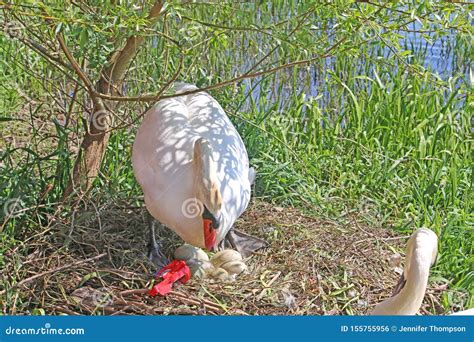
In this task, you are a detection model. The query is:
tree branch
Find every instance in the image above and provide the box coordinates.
[85,35,349,103]
[98,1,163,93]
[62,1,164,199]
[56,33,95,94]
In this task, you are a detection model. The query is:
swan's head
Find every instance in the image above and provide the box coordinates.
[193,138,223,250]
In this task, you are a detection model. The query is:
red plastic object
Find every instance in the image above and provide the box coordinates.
[148,260,191,297]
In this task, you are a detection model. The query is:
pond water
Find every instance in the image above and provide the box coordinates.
[240,20,471,112]
[402,21,470,78]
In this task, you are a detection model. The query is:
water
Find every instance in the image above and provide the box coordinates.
[403,21,468,78]
[238,18,470,113]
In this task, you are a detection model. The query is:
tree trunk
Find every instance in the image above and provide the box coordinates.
[62,1,163,200]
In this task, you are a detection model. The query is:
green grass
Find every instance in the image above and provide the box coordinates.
[1,1,472,312]
[233,68,473,308]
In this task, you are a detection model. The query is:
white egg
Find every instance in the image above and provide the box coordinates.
[187,259,213,279]
[210,249,242,268]
[174,244,209,262]
[220,260,247,275]
[209,267,229,281]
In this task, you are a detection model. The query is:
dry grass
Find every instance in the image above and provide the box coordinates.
[0,200,450,315]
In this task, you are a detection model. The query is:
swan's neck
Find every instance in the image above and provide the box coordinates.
[193,138,222,214]
[371,247,432,315]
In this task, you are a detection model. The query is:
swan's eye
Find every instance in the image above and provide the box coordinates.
[202,206,220,230]
[392,273,406,296]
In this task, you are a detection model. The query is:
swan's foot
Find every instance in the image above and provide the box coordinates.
[147,241,169,269]
[223,228,267,258]
[146,211,169,269]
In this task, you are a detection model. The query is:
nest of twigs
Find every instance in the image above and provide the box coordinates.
[1,200,452,315]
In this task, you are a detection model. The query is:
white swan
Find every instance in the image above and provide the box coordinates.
[132,83,265,265]
[450,308,474,315]
[371,228,438,315]
[371,228,472,316]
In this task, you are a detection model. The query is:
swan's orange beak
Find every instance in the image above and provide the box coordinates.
[203,218,216,250]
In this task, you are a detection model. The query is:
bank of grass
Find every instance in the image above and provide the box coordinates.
[231,67,472,306]
[1,2,472,313]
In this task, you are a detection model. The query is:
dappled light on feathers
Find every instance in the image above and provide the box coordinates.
[132,83,252,248]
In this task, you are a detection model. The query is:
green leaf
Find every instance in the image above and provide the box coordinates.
[79,29,89,48]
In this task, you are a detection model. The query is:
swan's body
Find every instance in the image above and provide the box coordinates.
[371,228,438,315]
[450,308,474,315]
[132,83,252,249]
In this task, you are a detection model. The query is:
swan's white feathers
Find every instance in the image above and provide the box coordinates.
[132,83,251,247]
[371,228,438,315]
